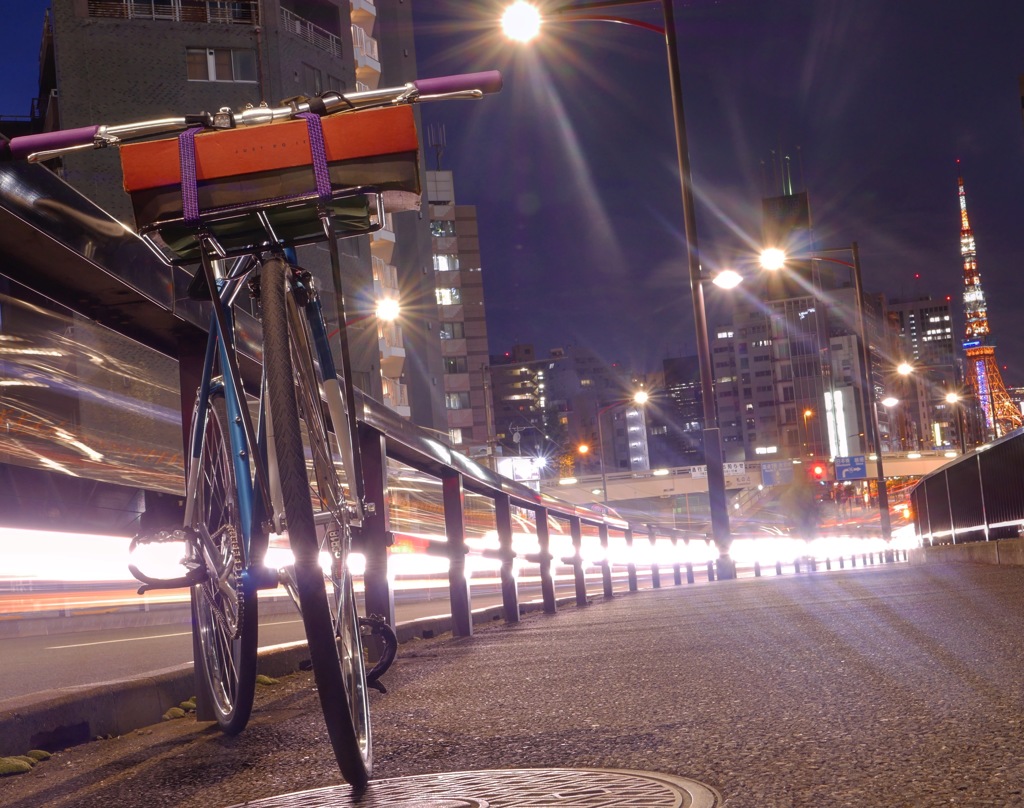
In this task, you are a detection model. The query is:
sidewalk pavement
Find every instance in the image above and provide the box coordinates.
[2,562,1024,807]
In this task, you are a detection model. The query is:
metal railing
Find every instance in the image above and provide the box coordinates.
[87,0,259,24]
[280,7,342,58]
[911,427,1024,544]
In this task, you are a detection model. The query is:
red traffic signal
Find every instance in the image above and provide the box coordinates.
[810,462,828,481]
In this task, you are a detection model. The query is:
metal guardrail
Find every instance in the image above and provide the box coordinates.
[910,428,1024,543]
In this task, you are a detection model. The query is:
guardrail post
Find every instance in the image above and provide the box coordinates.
[671,533,682,586]
[754,561,761,577]
[648,524,661,589]
[494,493,519,623]
[536,507,557,613]
[569,516,588,607]
[442,469,472,637]
[625,526,638,592]
[775,560,782,575]
[357,426,395,629]
[599,523,613,598]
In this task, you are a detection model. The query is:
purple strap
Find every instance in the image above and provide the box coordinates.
[178,126,204,224]
[297,112,332,202]
[178,114,332,225]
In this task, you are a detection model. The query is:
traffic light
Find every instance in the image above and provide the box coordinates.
[810,462,828,482]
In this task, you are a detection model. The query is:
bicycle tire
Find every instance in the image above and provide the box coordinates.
[190,392,258,735]
[261,256,372,788]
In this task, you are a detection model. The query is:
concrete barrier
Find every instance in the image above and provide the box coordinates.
[909,537,1024,567]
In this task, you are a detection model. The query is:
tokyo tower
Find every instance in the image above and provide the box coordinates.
[957,162,1022,438]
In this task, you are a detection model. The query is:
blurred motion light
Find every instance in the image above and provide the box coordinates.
[881,396,899,408]
[501,1,541,42]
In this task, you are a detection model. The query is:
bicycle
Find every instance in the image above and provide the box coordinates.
[2,69,501,788]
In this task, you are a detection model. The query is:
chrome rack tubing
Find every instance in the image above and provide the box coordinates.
[321,208,367,523]
[198,248,272,512]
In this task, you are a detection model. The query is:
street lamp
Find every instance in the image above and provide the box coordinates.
[759,243,892,542]
[500,0,734,577]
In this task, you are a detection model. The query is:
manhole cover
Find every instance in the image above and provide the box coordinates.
[227,767,720,807]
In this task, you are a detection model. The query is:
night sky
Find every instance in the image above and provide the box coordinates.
[4,2,1024,382]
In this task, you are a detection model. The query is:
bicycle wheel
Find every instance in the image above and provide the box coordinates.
[189,392,258,735]
[261,256,372,787]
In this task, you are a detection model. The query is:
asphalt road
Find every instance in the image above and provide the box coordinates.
[3,561,1023,808]
[1,576,628,701]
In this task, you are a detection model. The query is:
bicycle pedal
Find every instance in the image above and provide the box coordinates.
[128,526,207,593]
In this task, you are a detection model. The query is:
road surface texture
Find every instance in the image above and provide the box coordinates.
[2,562,1023,807]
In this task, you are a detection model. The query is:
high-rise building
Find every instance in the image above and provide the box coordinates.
[715,188,894,466]
[647,356,704,469]
[426,169,495,454]
[888,296,961,450]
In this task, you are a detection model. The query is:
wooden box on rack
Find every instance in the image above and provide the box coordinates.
[119,104,421,229]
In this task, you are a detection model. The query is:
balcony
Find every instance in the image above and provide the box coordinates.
[378,322,405,380]
[281,7,342,58]
[381,377,410,418]
[352,24,380,77]
[88,0,259,24]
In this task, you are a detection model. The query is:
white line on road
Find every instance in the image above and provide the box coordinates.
[46,618,304,650]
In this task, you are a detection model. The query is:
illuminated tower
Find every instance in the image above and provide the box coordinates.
[957,163,1023,439]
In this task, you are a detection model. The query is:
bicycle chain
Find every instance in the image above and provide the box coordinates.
[197,523,245,641]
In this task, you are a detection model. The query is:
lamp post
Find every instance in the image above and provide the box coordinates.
[502,0,734,577]
[760,242,892,542]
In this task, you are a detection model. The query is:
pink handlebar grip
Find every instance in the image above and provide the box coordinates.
[413,70,503,96]
[7,125,100,160]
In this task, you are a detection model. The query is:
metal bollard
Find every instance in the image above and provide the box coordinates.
[825,558,831,570]
[775,560,783,575]
[685,562,694,584]
[754,561,762,577]
[839,556,844,569]
[794,557,801,574]
[706,561,715,582]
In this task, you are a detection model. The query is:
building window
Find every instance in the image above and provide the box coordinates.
[439,322,465,340]
[301,63,323,96]
[446,392,471,409]
[434,254,459,273]
[444,356,468,374]
[186,47,257,82]
[431,220,456,237]
[449,428,463,445]
[435,288,462,305]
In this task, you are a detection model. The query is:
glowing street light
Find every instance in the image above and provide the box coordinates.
[501,1,542,42]
[711,268,743,290]
[501,0,734,575]
[375,297,400,321]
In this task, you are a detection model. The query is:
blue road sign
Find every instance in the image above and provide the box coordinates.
[834,455,868,480]
[760,461,794,487]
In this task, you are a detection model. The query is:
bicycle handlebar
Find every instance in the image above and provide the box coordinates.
[1,70,502,163]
